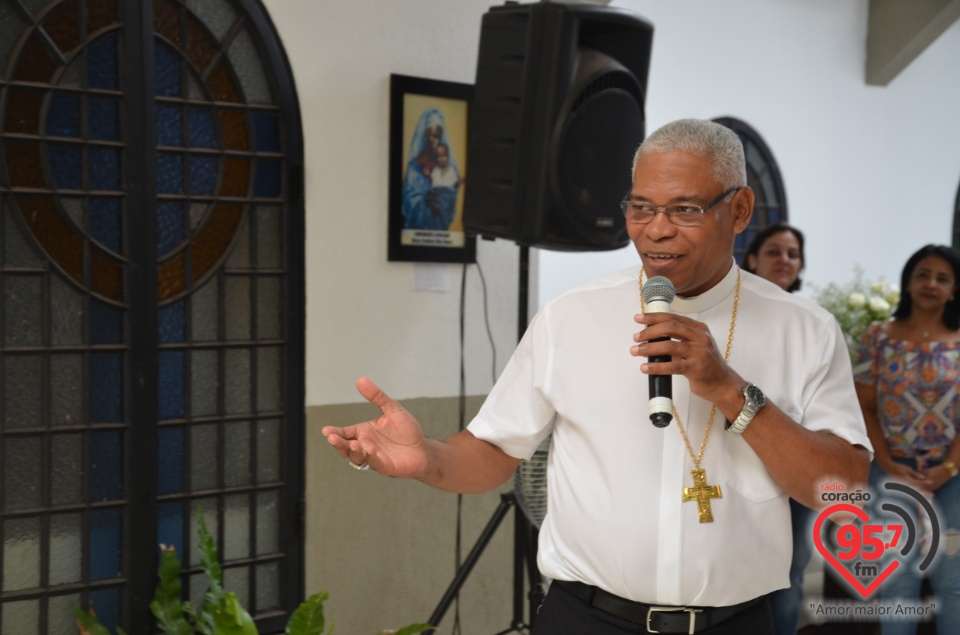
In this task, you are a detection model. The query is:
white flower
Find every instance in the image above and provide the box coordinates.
[813,266,898,360]
[848,292,867,309]
[886,285,901,306]
[869,297,890,313]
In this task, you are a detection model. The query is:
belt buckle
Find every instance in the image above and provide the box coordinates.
[646,606,703,635]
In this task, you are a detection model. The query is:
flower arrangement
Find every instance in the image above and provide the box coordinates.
[812,265,900,359]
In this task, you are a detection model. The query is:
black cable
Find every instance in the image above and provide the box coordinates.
[474,259,498,385]
[459,259,468,431]
[452,259,469,635]
[450,253,499,634]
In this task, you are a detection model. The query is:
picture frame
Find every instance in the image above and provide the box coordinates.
[388,74,476,263]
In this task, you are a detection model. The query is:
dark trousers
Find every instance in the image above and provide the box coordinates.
[534,581,775,635]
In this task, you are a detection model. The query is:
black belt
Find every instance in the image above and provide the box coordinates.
[553,580,762,634]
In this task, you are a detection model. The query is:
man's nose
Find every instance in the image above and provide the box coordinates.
[644,209,678,238]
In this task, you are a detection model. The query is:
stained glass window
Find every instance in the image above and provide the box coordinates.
[0,0,303,633]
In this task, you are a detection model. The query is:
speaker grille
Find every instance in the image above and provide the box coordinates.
[514,436,550,528]
[553,56,643,248]
[571,69,644,114]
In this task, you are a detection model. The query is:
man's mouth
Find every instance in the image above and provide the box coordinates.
[645,253,680,264]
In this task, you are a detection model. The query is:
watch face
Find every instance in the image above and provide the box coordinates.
[746,384,765,408]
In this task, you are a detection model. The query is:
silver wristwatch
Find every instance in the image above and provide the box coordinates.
[728,383,766,436]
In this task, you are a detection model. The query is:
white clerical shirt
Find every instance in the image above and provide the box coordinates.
[468,263,872,607]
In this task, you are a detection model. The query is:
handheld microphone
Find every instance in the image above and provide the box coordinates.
[641,276,676,428]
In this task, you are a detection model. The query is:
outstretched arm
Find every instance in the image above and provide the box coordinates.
[321,377,521,494]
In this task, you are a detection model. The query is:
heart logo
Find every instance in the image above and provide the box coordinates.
[812,503,900,599]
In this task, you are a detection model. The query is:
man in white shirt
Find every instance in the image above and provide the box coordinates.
[323,118,871,634]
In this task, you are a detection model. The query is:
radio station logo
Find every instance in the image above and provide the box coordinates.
[814,480,940,600]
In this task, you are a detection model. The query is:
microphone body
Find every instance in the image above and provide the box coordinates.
[641,277,676,428]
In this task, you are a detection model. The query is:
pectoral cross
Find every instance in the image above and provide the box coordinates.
[682,468,722,523]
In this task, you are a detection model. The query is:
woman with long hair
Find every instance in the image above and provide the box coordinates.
[742,223,805,293]
[854,244,960,635]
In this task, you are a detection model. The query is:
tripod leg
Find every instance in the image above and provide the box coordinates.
[424,493,515,634]
[511,500,526,627]
[505,498,543,634]
[525,520,544,628]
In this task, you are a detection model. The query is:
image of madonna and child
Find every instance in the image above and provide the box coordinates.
[401,108,464,231]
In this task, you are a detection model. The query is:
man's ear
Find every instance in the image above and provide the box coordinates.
[731,186,755,233]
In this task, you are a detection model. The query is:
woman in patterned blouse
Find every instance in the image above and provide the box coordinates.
[854,244,960,635]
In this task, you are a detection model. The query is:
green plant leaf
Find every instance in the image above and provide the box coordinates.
[383,624,434,635]
[193,505,232,631]
[196,508,224,594]
[208,592,259,635]
[194,611,217,635]
[148,545,194,635]
[284,592,327,635]
[71,605,113,635]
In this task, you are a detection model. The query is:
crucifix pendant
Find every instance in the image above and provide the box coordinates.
[682,468,722,523]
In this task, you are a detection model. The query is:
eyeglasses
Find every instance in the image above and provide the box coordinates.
[620,186,742,227]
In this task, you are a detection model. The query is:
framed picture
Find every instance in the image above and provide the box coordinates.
[388,74,476,263]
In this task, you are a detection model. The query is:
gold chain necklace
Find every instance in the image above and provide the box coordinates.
[639,267,741,522]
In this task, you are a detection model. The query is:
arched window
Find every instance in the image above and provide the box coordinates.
[953,183,960,249]
[713,117,788,263]
[0,0,304,632]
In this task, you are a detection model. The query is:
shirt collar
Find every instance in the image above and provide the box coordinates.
[671,261,739,315]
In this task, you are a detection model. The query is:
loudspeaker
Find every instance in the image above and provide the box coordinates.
[464,1,653,251]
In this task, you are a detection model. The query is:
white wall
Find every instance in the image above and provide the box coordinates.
[538,0,960,306]
[261,4,535,631]
[263,0,524,407]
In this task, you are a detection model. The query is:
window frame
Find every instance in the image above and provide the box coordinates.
[0,0,305,632]
[713,116,788,264]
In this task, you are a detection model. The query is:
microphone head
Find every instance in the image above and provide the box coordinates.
[641,276,676,305]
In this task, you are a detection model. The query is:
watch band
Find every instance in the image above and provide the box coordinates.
[729,383,764,437]
[728,408,753,437]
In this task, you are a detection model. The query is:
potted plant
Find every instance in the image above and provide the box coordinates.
[74,509,432,635]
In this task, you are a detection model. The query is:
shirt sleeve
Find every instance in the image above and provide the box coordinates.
[467,309,557,460]
[798,314,874,456]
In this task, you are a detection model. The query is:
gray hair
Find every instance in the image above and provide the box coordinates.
[632,119,747,189]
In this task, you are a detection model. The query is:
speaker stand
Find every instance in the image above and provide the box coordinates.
[423,492,543,634]
[423,247,545,634]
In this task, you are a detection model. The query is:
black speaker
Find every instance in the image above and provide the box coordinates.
[464,1,653,251]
